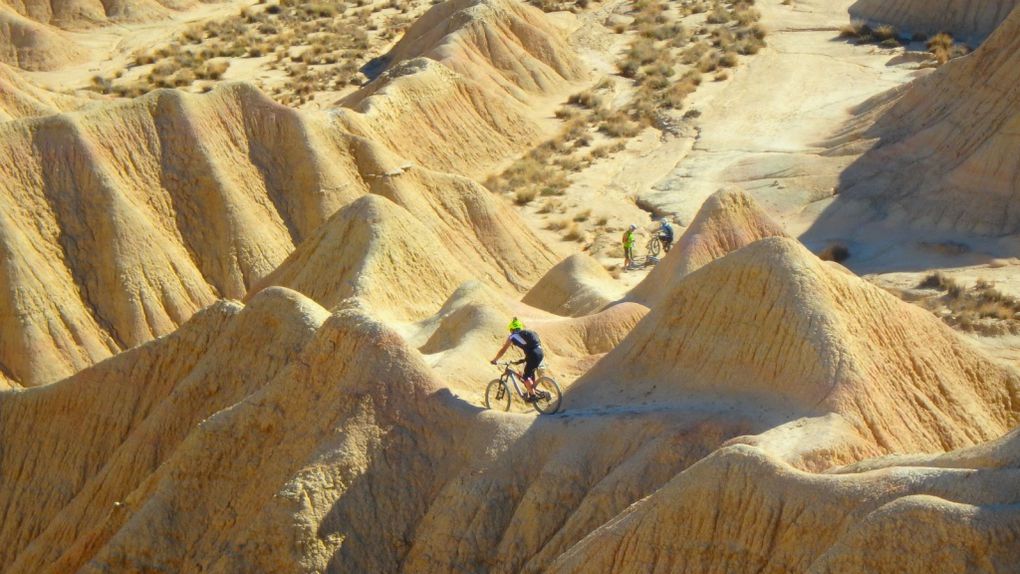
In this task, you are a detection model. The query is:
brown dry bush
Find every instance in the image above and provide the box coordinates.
[563,223,585,241]
[818,242,849,263]
[515,187,538,205]
[599,111,641,138]
[706,3,730,24]
[568,90,604,109]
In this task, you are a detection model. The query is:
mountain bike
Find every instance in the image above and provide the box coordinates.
[648,234,674,257]
[646,235,663,258]
[485,360,562,414]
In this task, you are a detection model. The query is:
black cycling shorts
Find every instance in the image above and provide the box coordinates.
[523,347,544,382]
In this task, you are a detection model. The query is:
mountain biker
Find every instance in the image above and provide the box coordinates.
[658,217,674,253]
[490,317,544,402]
[622,224,638,270]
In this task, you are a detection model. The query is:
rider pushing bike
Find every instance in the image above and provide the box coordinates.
[490,317,544,402]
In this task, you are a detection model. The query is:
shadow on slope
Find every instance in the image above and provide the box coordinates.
[805,6,1020,265]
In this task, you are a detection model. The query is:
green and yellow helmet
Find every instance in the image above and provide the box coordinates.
[507,317,524,332]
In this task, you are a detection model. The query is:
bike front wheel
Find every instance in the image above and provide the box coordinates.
[531,377,563,414]
[647,238,661,258]
[485,379,511,411]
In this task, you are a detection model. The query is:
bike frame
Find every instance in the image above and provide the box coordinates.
[501,365,528,398]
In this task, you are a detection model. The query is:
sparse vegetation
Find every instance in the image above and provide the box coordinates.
[909,274,1020,335]
[837,21,968,66]
[88,0,432,102]
[488,0,768,243]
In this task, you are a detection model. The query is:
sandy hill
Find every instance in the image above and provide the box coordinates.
[247,193,554,323]
[522,253,626,317]
[421,280,647,389]
[379,0,586,102]
[0,61,60,119]
[0,82,554,387]
[574,237,1020,453]
[0,288,670,573]
[819,5,1020,237]
[548,433,1020,573]
[0,0,582,387]
[0,4,84,70]
[629,188,787,306]
[339,0,585,177]
[2,277,1014,573]
[849,0,1020,42]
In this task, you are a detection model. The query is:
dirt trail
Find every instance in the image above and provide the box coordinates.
[638,0,923,232]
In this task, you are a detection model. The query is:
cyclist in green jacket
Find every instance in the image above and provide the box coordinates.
[622,224,638,270]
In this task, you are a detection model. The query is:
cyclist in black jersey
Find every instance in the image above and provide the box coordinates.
[490,317,544,402]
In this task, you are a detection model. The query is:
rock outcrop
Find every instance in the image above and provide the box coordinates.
[0,62,67,120]
[824,5,1020,237]
[849,0,1020,43]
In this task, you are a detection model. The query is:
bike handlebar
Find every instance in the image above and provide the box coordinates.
[493,359,525,369]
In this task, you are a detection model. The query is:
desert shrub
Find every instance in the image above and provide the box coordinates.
[563,223,585,241]
[698,53,720,72]
[573,209,591,222]
[537,199,561,214]
[568,90,604,109]
[734,7,759,25]
[927,32,953,52]
[718,51,739,67]
[546,219,569,231]
[818,242,849,263]
[681,42,710,64]
[706,3,730,23]
[172,69,196,87]
[515,187,538,205]
[873,24,898,41]
[599,111,641,138]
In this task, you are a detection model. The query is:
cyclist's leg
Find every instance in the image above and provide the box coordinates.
[522,349,543,396]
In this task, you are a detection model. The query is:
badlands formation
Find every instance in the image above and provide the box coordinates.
[1,0,1019,572]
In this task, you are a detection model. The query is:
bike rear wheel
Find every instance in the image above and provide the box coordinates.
[485,379,511,411]
[531,377,562,414]
[647,237,661,258]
